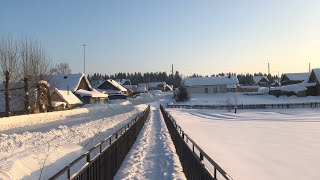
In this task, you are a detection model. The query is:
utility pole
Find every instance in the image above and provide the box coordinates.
[82,44,86,74]
[309,62,311,72]
[268,62,271,90]
[171,64,174,77]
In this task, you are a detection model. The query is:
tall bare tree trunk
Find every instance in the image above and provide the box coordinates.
[37,83,43,113]
[23,77,30,114]
[5,70,10,116]
[46,88,52,112]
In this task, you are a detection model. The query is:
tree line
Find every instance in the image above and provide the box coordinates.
[89,71,183,88]
[90,71,280,88]
[189,72,280,85]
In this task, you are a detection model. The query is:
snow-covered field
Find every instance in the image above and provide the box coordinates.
[115,102,185,180]
[0,92,167,180]
[171,93,320,105]
[167,107,320,180]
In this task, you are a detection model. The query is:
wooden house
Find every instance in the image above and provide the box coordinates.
[306,69,320,96]
[280,72,310,86]
[48,73,107,104]
[253,76,269,87]
[96,79,128,94]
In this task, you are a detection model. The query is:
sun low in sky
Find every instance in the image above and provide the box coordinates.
[1,0,319,76]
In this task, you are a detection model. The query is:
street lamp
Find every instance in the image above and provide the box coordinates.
[82,44,86,74]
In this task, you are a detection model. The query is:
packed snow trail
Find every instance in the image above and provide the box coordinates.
[115,102,186,180]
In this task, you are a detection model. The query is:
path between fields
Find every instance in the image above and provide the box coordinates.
[114,102,186,180]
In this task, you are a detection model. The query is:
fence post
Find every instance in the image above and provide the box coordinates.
[87,153,90,162]
[67,167,71,180]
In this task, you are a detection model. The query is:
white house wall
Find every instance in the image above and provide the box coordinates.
[186,85,227,94]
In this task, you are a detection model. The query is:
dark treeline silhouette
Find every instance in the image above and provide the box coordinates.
[89,71,280,88]
[88,71,183,88]
[189,72,280,85]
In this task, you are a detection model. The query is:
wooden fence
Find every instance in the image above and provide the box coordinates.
[160,105,233,180]
[168,102,320,110]
[50,105,150,180]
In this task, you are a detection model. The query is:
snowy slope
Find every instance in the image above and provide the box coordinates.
[115,102,185,180]
[167,108,320,180]
[0,92,169,180]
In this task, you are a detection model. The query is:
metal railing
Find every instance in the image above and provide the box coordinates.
[168,102,320,110]
[160,105,233,180]
[50,105,150,180]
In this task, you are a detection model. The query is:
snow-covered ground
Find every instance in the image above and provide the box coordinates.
[167,108,320,180]
[115,102,185,180]
[171,93,320,105]
[0,92,167,180]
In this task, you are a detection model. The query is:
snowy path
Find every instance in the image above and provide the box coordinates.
[115,102,186,180]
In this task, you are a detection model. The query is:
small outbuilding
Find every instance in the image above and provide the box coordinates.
[51,88,83,110]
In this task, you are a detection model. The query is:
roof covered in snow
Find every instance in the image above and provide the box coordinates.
[75,89,108,98]
[54,88,83,105]
[253,76,269,84]
[271,82,308,93]
[47,73,92,92]
[282,72,310,81]
[312,68,320,82]
[106,79,127,91]
[184,76,239,87]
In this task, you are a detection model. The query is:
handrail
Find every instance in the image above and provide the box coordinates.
[161,104,233,180]
[168,102,320,110]
[50,105,150,180]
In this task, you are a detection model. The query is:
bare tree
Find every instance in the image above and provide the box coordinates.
[50,62,71,75]
[0,36,19,116]
[19,37,52,113]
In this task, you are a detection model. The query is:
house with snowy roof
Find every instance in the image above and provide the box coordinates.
[253,76,269,87]
[280,72,310,86]
[183,75,239,94]
[95,79,131,99]
[306,69,320,96]
[270,70,318,97]
[138,82,172,92]
[51,88,83,110]
[47,73,107,104]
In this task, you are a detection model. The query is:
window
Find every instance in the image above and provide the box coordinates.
[205,88,208,93]
[213,87,217,93]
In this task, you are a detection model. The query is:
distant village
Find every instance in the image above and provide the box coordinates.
[183,68,320,97]
[1,68,319,117]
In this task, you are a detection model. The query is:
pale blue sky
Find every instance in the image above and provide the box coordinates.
[1,0,320,76]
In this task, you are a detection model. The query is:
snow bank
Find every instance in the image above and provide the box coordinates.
[0,106,146,180]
